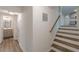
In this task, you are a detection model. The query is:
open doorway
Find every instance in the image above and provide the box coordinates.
[3,15,14,39]
[0,10,22,52]
[1,12,18,40]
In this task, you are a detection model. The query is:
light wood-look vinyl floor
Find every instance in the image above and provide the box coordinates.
[0,38,23,52]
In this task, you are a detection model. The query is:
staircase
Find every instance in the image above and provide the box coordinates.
[50,26,79,52]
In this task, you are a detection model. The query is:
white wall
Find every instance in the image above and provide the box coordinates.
[12,15,19,40]
[18,6,60,52]
[0,6,60,52]
[0,14,3,43]
[64,15,70,25]
[60,12,65,26]
[18,6,33,52]
[33,6,59,52]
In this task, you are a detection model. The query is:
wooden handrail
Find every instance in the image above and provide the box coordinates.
[50,15,60,32]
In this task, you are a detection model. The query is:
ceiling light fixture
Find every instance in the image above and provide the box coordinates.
[74,9,77,12]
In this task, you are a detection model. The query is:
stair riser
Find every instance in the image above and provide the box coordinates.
[56,35,79,42]
[59,28,79,31]
[55,39,79,49]
[55,37,79,46]
[52,44,73,52]
[53,41,79,52]
[57,31,79,36]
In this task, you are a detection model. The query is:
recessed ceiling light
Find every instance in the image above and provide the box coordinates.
[8,11,17,15]
[74,9,77,12]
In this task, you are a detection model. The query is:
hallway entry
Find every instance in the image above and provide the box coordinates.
[0,10,22,52]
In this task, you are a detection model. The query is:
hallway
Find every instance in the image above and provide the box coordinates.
[0,38,22,52]
[0,6,79,52]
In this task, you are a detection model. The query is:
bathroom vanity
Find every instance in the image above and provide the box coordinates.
[3,28,13,39]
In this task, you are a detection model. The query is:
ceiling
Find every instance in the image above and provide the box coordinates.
[62,6,78,16]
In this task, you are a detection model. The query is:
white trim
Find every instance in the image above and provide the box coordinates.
[56,33,79,39]
[60,27,79,30]
[56,37,79,46]
[54,41,79,52]
[58,30,79,35]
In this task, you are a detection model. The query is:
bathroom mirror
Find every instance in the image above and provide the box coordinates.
[3,16,12,28]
